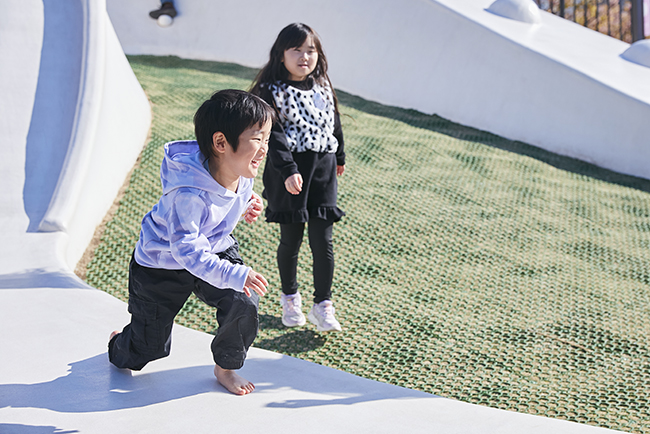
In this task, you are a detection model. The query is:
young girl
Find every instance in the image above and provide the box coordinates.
[250,23,345,332]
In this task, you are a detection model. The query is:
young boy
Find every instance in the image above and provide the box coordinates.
[108,89,275,395]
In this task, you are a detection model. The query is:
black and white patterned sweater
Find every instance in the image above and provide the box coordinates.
[257,77,345,181]
[270,80,338,153]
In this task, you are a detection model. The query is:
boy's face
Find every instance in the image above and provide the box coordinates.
[222,119,271,179]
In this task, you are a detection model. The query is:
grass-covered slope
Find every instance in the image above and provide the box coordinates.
[85,55,650,433]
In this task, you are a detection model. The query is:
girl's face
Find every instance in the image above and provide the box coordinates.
[282,36,318,81]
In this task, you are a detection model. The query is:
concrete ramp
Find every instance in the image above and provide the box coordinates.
[0,287,625,434]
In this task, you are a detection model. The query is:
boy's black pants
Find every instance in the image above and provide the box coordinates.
[108,244,259,371]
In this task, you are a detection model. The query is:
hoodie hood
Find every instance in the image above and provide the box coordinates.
[161,140,223,196]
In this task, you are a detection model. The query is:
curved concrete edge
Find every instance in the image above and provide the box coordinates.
[107,0,650,181]
[486,0,542,24]
[63,15,152,269]
[38,0,106,233]
[37,0,151,270]
[622,39,650,68]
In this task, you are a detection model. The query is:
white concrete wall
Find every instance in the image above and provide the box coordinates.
[39,0,151,270]
[0,0,74,282]
[62,14,152,268]
[108,0,650,180]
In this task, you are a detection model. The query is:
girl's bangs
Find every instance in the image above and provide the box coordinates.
[278,25,315,50]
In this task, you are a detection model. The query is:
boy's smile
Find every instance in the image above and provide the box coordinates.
[211,119,272,191]
[282,36,318,81]
[238,119,271,178]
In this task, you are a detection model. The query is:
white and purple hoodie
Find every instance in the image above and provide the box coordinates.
[134,140,253,292]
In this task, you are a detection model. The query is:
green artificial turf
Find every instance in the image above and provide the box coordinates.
[85,55,650,433]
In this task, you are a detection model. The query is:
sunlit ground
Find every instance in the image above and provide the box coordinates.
[83,55,650,434]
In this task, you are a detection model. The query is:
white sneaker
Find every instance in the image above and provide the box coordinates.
[308,300,342,332]
[281,293,306,327]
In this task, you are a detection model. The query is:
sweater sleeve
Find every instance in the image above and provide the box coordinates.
[168,191,250,292]
[334,111,345,166]
[258,85,300,181]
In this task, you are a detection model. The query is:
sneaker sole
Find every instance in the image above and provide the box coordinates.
[282,315,306,327]
[307,311,341,332]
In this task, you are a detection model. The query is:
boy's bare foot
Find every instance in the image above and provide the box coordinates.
[214,365,255,395]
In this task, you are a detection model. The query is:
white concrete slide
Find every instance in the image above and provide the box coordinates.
[0,0,151,284]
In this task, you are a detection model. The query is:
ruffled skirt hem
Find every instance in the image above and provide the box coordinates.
[265,206,345,224]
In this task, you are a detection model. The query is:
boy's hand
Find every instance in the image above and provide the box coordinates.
[243,270,268,297]
[243,193,263,223]
[284,173,303,195]
[337,165,345,176]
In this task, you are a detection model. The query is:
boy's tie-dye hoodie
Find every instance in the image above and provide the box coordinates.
[134,140,252,292]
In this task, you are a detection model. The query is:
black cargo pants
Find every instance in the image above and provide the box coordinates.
[108,243,259,371]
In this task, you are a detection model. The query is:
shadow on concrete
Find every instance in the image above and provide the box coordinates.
[22,0,83,232]
[0,424,78,434]
[0,269,90,290]
[0,354,216,413]
[0,351,435,414]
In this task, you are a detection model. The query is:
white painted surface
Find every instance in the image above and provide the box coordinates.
[37,0,107,234]
[0,0,151,278]
[0,0,80,284]
[623,39,650,68]
[61,13,152,268]
[486,0,542,24]
[108,0,650,180]
[0,288,626,434]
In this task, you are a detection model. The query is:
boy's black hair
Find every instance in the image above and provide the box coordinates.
[194,89,275,158]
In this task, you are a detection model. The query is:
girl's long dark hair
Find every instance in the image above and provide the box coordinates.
[250,23,339,113]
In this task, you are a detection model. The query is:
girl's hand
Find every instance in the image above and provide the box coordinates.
[284,173,303,195]
[243,269,268,297]
[243,192,263,223]
[337,165,345,176]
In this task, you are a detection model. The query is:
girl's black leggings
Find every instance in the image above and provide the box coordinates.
[278,218,334,304]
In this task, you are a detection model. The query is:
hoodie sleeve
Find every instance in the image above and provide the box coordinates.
[167,191,251,292]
